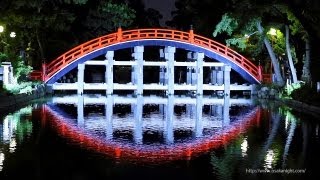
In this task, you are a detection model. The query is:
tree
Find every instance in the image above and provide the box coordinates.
[124,0,163,28]
[213,1,313,85]
[285,7,311,83]
[213,12,285,85]
[167,0,229,37]
[0,0,84,67]
[0,0,137,68]
[82,0,135,38]
[283,0,320,83]
[285,25,298,83]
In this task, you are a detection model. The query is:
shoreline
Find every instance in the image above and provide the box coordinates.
[276,98,320,117]
[0,84,46,112]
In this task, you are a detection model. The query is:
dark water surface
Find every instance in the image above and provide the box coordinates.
[0,95,319,180]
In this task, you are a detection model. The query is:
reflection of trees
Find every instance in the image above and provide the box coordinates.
[252,105,281,169]
[280,107,298,168]
[0,106,33,172]
[1,106,33,149]
[210,137,243,180]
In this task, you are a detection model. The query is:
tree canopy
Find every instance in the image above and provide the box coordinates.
[0,0,162,68]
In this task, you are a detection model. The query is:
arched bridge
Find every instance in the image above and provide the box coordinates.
[31,28,262,85]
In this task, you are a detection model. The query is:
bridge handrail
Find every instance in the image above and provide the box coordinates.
[43,28,261,82]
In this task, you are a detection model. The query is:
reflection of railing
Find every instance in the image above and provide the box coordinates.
[30,28,261,83]
[43,102,262,163]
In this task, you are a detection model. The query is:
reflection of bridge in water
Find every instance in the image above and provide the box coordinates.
[44,95,261,163]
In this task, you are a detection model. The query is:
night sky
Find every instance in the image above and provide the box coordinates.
[143,0,176,25]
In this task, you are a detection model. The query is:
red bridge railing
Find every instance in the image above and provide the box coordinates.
[31,28,262,83]
[28,70,42,81]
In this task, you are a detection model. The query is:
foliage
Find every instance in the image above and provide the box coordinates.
[0,0,81,62]
[0,81,4,94]
[84,0,136,36]
[167,0,230,36]
[280,82,303,98]
[275,4,309,40]
[257,83,282,92]
[7,56,33,83]
[212,13,266,60]
[0,0,143,68]
[4,81,40,95]
[14,60,33,82]
[267,29,285,56]
[0,52,9,63]
[213,14,238,37]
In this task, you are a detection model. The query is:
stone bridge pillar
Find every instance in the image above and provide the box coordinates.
[159,49,166,85]
[77,63,85,95]
[186,52,193,85]
[133,46,144,95]
[165,46,176,95]
[217,68,224,86]
[224,65,231,97]
[211,67,217,85]
[195,52,204,95]
[106,51,114,95]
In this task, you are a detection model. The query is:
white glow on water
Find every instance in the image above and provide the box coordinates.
[241,137,248,157]
[9,139,17,153]
[264,149,275,169]
[0,152,4,172]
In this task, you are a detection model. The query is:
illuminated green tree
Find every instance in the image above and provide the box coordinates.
[213,14,284,85]
[213,1,310,85]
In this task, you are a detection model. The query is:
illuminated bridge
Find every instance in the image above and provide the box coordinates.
[30,28,264,95]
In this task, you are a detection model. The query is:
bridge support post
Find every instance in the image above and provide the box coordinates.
[133,46,144,95]
[159,49,165,85]
[224,65,231,97]
[165,46,176,95]
[77,63,85,95]
[106,51,114,95]
[186,52,193,85]
[211,67,217,84]
[217,68,224,86]
[195,52,204,95]
[131,66,135,87]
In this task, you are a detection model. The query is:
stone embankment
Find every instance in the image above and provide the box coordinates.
[0,84,46,110]
[256,85,320,116]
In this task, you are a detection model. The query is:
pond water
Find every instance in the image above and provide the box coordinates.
[0,95,319,180]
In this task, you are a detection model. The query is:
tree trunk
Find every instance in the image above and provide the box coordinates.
[36,29,45,61]
[257,21,284,86]
[302,38,311,83]
[285,25,298,83]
